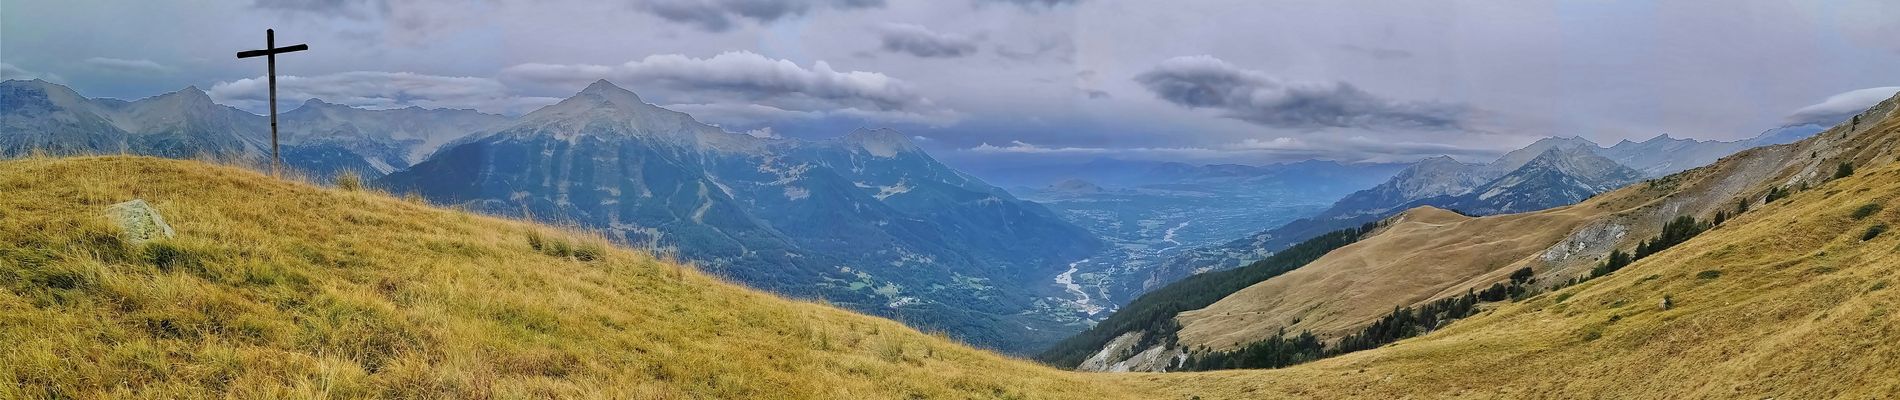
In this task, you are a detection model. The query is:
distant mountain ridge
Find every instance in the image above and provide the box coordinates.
[1,80,265,160]
[1422,146,1644,216]
[0,79,506,180]
[1146,129,1818,287]
[278,98,507,175]
[970,157,1406,190]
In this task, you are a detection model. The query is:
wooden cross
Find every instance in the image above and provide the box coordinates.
[235,29,308,177]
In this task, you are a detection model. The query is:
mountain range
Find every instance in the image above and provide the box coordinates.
[1,80,265,161]
[0,77,1833,356]
[0,79,510,181]
[7,89,1900,398]
[379,81,1103,352]
[1044,90,1898,374]
[1145,129,1825,287]
[0,78,1101,353]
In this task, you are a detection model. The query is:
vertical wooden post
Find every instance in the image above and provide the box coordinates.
[237,30,305,178]
[267,29,280,177]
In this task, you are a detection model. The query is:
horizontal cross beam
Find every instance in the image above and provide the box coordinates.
[236,44,308,59]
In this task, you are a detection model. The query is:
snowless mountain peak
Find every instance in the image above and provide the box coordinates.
[518,80,689,126]
[294,97,347,112]
[1417,154,1462,165]
[840,127,918,157]
[577,79,645,105]
[1531,135,1600,148]
[1528,145,1598,165]
[157,85,214,105]
[3,79,66,92]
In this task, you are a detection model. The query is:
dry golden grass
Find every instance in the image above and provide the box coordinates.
[1176,205,1599,349]
[0,156,1144,399]
[1126,158,1900,399]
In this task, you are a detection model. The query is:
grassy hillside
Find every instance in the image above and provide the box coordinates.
[1124,154,1900,398]
[1176,205,1598,350]
[0,156,1138,399]
[1130,94,1900,360]
[8,102,1900,398]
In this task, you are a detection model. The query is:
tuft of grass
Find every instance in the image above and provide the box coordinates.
[1695,270,1722,280]
[333,170,363,191]
[525,230,604,261]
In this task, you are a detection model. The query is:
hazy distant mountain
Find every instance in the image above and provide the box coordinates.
[1144,131,1805,287]
[278,99,507,177]
[0,79,498,180]
[1746,123,1829,147]
[379,80,1101,353]
[970,157,1404,192]
[1,80,266,160]
[1425,146,1644,215]
[1596,134,1739,177]
[1,80,136,156]
[1037,179,1107,197]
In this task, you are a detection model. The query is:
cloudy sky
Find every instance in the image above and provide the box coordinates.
[4,0,1898,168]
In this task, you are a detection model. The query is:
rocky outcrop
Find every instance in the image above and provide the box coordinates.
[1077,331,1184,372]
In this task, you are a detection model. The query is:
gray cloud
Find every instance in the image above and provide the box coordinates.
[977,0,1082,8]
[250,0,385,19]
[1337,44,1414,60]
[207,71,556,115]
[667,102,955,126]
[877,24,979,58]
[83,58,173,75]
[196,49,956,126]
[994,36,1074,63]
[1136,55,1469,131]
[963,134,1505,164]
[1784,86,1900,126]
[13,0,1900,167]
[640,0,885,32]
[500,51,942,115]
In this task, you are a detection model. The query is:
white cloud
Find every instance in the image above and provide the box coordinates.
[664,102,824,124]
[199,52,954,127]
[207,71,555,115]
[0,63,65,84]
[501,51,954,125]
[876,23,980,58]
[1785,86,1900,125]
[968,140,1113,154]
[964,135,1508,164]
[742,126,781,138]
[964,141,1226,159]
[638,0,885,32]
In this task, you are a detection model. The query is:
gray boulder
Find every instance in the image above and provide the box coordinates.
[106,199,174,243]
